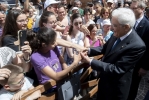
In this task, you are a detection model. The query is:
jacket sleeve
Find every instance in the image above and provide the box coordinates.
[91,46,145,77]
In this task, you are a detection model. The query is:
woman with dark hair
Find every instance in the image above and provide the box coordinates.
[2,9,28,52]
[28,27,81,88]
[39,11,89,56]
[82,7,95,27]
[84,24,103,47]
[96,7,110,29]
[64,13,86,66]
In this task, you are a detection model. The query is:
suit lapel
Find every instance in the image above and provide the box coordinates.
[104,30,134,59]
[135,17,145,32]
[105,36,117,55]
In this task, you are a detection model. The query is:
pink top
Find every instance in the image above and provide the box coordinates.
[87,36,101,47]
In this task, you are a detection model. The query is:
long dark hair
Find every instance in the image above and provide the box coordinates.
[39,11,55,27]
[27,27,57,52]
[69,13,82,35]
[3,9,23,37]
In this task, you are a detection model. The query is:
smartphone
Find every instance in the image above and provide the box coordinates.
[96,29,102,35]
[18,30,27,48]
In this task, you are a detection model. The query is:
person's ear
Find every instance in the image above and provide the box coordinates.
[3,84,10,90]
[43,23,47,27]
[42,43,47,48]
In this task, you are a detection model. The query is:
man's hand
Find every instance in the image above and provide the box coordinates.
[138,68,148,77]
[80,51,91,63]
[0,69,11,80]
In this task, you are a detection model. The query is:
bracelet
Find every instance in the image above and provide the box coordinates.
[23,56,30,63]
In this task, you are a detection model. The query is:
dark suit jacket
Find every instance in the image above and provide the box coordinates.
[89,29,146,100]
[135,16,149,70]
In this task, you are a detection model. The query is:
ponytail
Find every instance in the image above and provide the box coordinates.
[27,30,41,52]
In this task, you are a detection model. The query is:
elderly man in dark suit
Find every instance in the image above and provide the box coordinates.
[80,8,146,100]
[127,0,149,100]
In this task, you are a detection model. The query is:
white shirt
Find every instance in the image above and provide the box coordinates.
[0,77,33,100]
[0,47,16,68]
[135,15,144,29]
[120,29,132,41]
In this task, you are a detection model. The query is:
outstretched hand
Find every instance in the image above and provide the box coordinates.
[80,25,90,35]
[80,51,91,63]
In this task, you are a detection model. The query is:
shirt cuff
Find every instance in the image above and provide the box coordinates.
[89,58,93,65]
[88,48,90,55]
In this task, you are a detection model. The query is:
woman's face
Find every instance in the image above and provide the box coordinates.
[103,25,111,32]
[16,14,27,30]
[84,12,91,20]
[72,17,82,30]
[102,10,109,19]
[58,7,66,19]
[44,15,57,29]
[90,26,97,36]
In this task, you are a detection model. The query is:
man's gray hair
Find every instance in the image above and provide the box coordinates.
[112,8,136,28]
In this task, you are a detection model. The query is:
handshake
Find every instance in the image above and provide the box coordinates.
[73,48,91,64]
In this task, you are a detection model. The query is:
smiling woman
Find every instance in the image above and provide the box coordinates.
[1,9,28,51]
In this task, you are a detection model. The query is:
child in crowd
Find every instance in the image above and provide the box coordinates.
[0,64,41,100]
[28,27,81,93]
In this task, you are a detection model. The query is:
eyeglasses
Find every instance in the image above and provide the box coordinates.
[16,19,28,23]
[47,21,57,25]
[11,77,25,86]
[74,22,82,26]
[104,12,109,14]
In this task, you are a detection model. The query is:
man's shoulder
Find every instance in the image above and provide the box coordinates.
[142,16,149,25]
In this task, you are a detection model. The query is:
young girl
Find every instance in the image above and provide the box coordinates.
[28,27,81,87]
[65,13,86,65]
[2,9,28,52]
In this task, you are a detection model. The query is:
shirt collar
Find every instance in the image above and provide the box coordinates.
[136,14,144,24]
[120,29,132,41]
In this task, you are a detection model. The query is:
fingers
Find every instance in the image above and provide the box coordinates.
[0,69,11,80]
[24,41,29,45]
[21,45,32,54]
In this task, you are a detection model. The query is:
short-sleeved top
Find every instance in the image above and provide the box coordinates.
[2,35,19,51]
[64,32,84,65]
[87,36,101,47]
[0,77,33,100]
[96,18,110,29]
[82,18,95,27]
[0,47,16,68]
[31,46,62,84]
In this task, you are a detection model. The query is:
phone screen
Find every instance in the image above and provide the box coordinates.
[19,30,27,48]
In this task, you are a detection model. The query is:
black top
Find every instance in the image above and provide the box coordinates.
[2,35,19,52]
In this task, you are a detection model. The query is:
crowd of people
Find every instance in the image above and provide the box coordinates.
[0,0,149,100]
